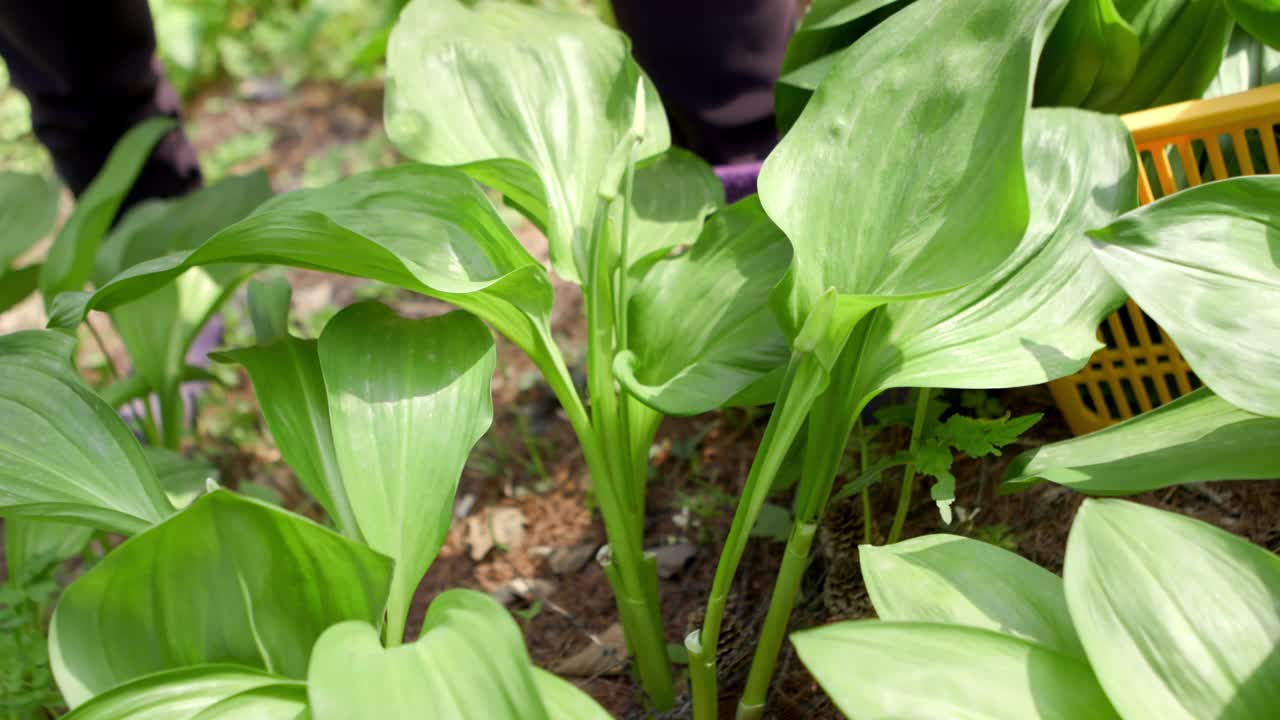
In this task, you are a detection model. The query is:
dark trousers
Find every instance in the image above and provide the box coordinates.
[0,0,792,208]
[615,0,796,164]
[0,1,201,208]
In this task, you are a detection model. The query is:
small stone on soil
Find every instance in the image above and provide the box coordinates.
[548,543,599,575]
[651,541,697,579]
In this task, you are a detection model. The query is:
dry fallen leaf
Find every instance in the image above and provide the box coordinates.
[465,506,527,561]
[553,623,629,677]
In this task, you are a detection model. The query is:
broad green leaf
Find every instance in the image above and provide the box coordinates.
[1088,176,1280,416]
[384,0,669,283]
[210,337,355,535]
[247,275,293,345]
[308,590,548,720]
[0,333,172,534]
[318,303,495,639]
[1100,0,1235,112]
[190,684,310,719]
[803,0,909,28]
[773,0,910,132]
[142,447,218,510]
[0,264,41,313]
[0,326,78,374]
[1035,0,1139,108]
[50,490,393,707]
[793,621,1121,720]
[4,517,93,586]
[615,196,791,415]
[1066,499,1280,720]
[48,165,555,363]
[94,172,272,283]
[98,173,272,441]
[836,109,1132,410]
[1204,26,1280,97]
[0,172,59,269]
[62,665,303,720]
[1227,0,1280,50]
[98,364,220,409]
[759,0,1066,357]
[40,117,174,301]
[1004,387,1280,494]
[863,534,1084,657]
[626,148,724,274]
[532,669,615,720]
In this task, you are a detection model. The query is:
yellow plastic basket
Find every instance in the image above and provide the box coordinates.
[1049,83,1280,436]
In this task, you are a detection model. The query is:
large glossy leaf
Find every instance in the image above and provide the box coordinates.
[246,274,293,345]
[615,196,791,415]
[307,590,549,720]
[759,0,1066,356]
[62,665,305,720]
[1227,0,1280,50]
[1004,387,1280,494]
[94,172,272,283]
[1066,499,1280,720]
[40,117,174,301]
[0,331,172,534]
[1035,0,1139,108]
[3,517,93,586]
[1100,0,1235,112]
[793,621,1121,720]
[1088,176,1280,416]
[0,326,79,374]
[189,684,310,719]
[318,303,495,639]
[532,669,615,720]
[0,171,59,269]
[50,490,393,707]
[835,108,1132,412]
[1204,26,1280,97]
[142,447,219,510]
[773,0,910,132]
[384,0,669,283]
[863,534,1084,657]
[626,148,723,274]
[211,337,355,535]
[96,173,272,441]
[0,264,41,313]
[48,165,554,361]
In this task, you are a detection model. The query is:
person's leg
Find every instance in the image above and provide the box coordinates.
[613,0,796,164]
[0,0,201,208]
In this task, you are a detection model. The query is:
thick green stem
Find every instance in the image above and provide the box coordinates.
[383,595,407,648]
[139,394,163,447]
[887,387,933,544]
[691,354,828,720]
[737,521,817,718]
[734,337,871,716]
[571,181,674,708]
[159,384,183,449]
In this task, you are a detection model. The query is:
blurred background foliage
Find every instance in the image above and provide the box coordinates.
[147,0,407,96]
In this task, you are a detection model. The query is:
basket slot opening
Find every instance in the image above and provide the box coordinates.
[1076,383,1097,414]
[1098,320,1118,349]
[1116,305,1142,347]
[1100,383,1122,420]
[1189,138,1215,183]
[1141,312,1164,344]
[1260,123,1279,173]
